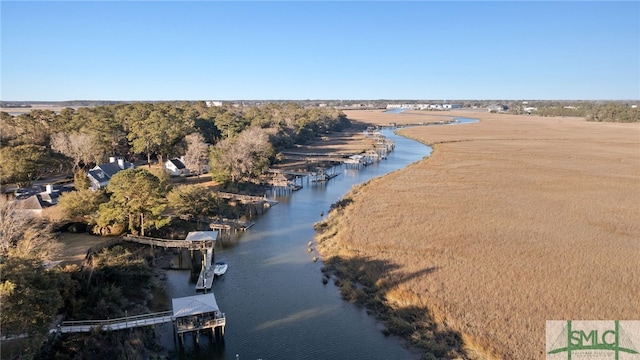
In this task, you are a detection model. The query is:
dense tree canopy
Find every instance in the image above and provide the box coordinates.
[0,144,68,187]
[586,103,639,123]
[167,185,224,219]
[96,168,170,236]
[507,101,639,122]
[1,101,352,186]
[127,103,195,165]
[57,188,107,223]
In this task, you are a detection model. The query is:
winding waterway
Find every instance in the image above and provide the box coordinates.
[158,118,477,360]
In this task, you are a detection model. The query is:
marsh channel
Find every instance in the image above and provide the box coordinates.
[156,118,477,360]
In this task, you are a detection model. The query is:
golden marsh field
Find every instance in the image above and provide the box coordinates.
[316,110,640,359]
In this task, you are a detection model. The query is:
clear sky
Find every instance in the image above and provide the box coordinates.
[1,1,638,101]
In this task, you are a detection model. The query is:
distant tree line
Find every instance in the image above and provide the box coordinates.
[0,101,350,187]
[585,103,639,123]
[507,101,639,122]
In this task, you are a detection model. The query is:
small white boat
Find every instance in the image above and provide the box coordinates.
[213,262,228,276]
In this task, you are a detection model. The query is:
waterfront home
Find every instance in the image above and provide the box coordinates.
[87,156,134,190]
[164,158,188,176]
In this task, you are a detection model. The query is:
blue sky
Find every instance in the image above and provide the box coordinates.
[1,1,638,101]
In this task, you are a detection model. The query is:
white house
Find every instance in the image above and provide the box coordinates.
[164,158,188,176]
[87,156,134,190]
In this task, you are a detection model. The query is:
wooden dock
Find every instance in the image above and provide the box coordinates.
[123,232,218,291]
[215,191,279,207]
[52,311,174,333]
[52,294,227,347]
[196,268,215,291]
[279,153,349,163]
[173,294,226,346]
[123,234,214,250]
[266,169,314,177]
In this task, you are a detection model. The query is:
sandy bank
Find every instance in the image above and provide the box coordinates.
[320,110,640,358]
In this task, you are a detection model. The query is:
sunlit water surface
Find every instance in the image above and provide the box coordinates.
[157,119,477,359]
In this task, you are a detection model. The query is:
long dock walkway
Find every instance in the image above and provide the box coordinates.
[279,153,349,163]
[266,169,314,177]
[215,191,279,207]
[123,234,214,250]
[52,311,174,334]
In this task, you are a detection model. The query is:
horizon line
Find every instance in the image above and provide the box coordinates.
[2,99,638,103]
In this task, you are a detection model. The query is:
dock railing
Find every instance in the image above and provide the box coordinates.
[123,234,214,250]
[54,311,174,333]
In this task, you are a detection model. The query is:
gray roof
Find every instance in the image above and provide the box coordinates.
[39,192,60,205]
[87,159,134,188]
[15,195,47,210]
[185,231,219,242]
[168,158,186,169]
[172,293,220,318]
[87,169,110,188]
[88,168,108,181]
[95,162,126,178]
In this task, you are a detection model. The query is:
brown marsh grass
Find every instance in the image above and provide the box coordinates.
[316,110,640,359]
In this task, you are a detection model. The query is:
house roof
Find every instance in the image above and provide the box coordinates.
[172,293,220,318]
[15,195,47,210]
[39,192,60,205]
[87,169,109,183]
[167,158,186,169]
[95,162,125,178]
[87,159,134,186]
[185,231,219,242]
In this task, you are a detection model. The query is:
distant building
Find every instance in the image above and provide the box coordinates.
[443,104,462,110]
[206,101,223,107]
[164,158,188,176]
[488,104,509,112]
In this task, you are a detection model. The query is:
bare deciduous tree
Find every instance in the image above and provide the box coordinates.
[50,132,101,170]
[0,196,61,262]
[209,126,274,183]
[183,132,209,176]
